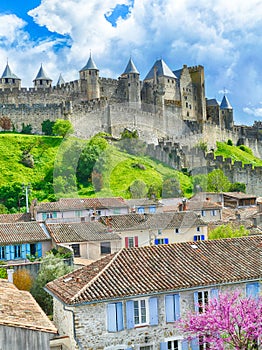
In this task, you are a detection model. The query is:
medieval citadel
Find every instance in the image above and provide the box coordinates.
[0,56,261,195]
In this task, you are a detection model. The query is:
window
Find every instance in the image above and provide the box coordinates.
[140,347,153,350]
[0,246,6,260]
[113,208,120,214]
[168,340,179,350]
[201,210,206,217]
[197,227,200,232]
[71,244,80,257]
[199,336,210,349]
[149,206,156,213]
[155,238,169,245]
[75,210,82,217]
[125,236,138,248]
[193,235,205,241]
[165,294,180,322]
[30,243,36,256]
[107,302,124,332]
[194,289,218,314]
[211,210,217,216]
[175,228,180,234]
[126,297,158,328]
[14,245,22,258]
[197,290,209,313]
[100,242,111,255]
[134,299,147,325]
[137,207,145,214]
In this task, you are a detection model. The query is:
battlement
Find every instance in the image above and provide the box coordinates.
[188,65,204,73]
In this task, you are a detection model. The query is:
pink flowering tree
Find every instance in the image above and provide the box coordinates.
[177,291,262,350]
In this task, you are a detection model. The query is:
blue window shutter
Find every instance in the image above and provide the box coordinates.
[165,295,175,322]
[36,243,42,257]
[116,302,124,331]
[191,338,199,350]
[182,340,189,350]
[246,282,260,298]
[194,292,199,313]
[193,235,197,241]
[26,244,30,256]
[210,288,219,300]
[21,244,26,259]
[42,213,47,220]
[155,239,159,245]
[107,303,117,332]
[126,300,134,329]
[160,342,168,350]
[5,246,11,260]
[164,238,169,244]
[149,297,158,325]
[53,212,57,218]
[174,294,180,320]
[10,245,15,259]
[201,235,205,240]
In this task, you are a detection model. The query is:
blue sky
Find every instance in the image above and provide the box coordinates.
[0,0,261,125]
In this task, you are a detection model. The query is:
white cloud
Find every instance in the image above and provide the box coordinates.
[243,107,262,118]
[0,0,261,124]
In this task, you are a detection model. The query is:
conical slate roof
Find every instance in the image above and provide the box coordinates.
[144,59,177,80]
[122,58,139,75]
[34,65,52,81]
[80,54,98,71]
[1,63,20,80]
[220,95,232,109]
[56,73,65,86]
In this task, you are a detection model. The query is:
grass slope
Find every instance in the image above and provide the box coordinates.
[0,134,62,186]
[214,142,262,167]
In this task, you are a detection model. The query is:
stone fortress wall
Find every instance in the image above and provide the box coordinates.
[0,56,261,195]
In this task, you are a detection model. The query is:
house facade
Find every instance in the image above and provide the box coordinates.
[99,212,208,248]
[0,279,57,350]
[31,197,129,223]
[46,236,261,350]
[46,221,121,260]
[0,222,52,263]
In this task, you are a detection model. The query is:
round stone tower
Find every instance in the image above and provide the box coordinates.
[79,54,100,100]
[33,64,52,89]
[120,58,141,107]
[220,95,233,130]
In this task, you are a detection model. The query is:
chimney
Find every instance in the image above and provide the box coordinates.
[7,268,14,283]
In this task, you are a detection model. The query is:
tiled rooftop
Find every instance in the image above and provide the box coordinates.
[0,279,57,333]
[35,197,128,212]
[0,213,32,223]
[187,200,222,210]
[46,236,262,305]
[0,222,51,245]
[99,212,206,231]
[223,192,257,199]
[46,222,121,243]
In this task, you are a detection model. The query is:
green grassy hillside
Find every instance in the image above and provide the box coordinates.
[214,142,262,167]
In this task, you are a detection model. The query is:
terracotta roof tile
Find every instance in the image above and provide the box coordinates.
[0,213,32,223]
[35,197,128,212]
[99,212,206,231]
[0,279,57,333]
[46,236,261,304]
[0,222,51,245]
[223,192,257,200]
[187,200,222,210]
[46,222,121,243]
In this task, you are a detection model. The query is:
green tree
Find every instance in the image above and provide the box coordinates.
[129,179,148,198]
[209,224,248,240]
[52,119,73,138]
[31,253,72,315]
[21,123,32,134]
[77,136,108,185]
[0,204,8,213]
[41,119,55,135]
[207,169,231,192]
[229,182,246,193]
[162,177,183,198]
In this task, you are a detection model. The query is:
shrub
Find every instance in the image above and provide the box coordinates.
[13,269,33,291]
[239,144,253,155]
[0,267,7,279]
[227,139,233,146]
